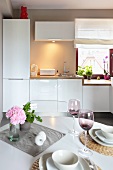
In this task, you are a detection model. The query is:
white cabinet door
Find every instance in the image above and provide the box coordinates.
[3,19,30,79]
[30,100,57,114]
[35,21,74,41]
[30,79,57,113]
[58,79,83,112]
[3,79,29,112]
[30,79,57,100]
[83,86,110,112]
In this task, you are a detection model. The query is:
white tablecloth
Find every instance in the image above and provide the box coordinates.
[0,116,112,170]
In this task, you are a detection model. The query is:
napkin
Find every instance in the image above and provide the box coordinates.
[35,131,46,146]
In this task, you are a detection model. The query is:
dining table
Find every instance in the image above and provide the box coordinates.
[0,116,113,170]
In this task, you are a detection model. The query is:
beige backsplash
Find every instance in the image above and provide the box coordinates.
[30,41,76,74]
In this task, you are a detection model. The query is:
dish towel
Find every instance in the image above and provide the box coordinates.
[35,131,46,146]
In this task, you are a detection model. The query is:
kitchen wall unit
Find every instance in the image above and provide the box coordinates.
[35,21,75,41]
[58,79,83,112]
[3,19,30,79]
[83,86,110,112]
[3,19,30,111]
[30,79,58,113]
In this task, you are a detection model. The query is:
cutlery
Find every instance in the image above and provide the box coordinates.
[85,158,97,170]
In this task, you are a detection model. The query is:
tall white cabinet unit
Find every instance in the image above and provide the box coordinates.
[58,79,83,112]
[3,19,30,111]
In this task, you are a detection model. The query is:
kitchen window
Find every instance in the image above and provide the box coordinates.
[75,18,113,78]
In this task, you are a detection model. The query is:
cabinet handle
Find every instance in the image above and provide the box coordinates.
[8,78,24,80]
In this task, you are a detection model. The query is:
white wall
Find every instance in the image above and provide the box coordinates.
[0,12,3,121]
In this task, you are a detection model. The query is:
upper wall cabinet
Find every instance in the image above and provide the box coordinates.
[3,19,30,79]
[35,21,75,41]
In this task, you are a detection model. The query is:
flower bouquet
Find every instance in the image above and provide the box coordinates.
[6,106,26,141]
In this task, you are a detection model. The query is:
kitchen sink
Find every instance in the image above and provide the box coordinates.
[59,74,76,77]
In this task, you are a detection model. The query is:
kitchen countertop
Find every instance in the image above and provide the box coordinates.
[83,79,111,86]
[30,75,111,86]
[30,75,83,79]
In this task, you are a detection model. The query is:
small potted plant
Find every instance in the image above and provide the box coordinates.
[76,66,85,76]
[84,65,93,80]
[20,102,42,131]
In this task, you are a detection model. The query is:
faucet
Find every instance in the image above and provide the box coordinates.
[63,62,69,74]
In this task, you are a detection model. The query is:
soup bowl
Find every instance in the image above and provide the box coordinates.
[101,127,113,140]
[52,150,78,170]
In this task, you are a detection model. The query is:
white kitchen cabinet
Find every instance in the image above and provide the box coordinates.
[3,19,30,79]
[35,21,75,41]
[58,79,83,112]
[30,79,57,113]
[30,100,57,114]
[30,79,57,100]
[3,79,29,112]
[83,86,110,112]
[3,19,30,112]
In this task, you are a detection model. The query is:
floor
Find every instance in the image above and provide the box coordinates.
[1,112,113,127]
[94,112,113,126]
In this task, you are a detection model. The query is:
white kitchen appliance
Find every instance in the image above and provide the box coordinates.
[40,69,55,76]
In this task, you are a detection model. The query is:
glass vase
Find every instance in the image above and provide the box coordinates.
[8,124,19,142]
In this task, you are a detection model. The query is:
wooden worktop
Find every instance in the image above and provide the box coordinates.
[83,79,111,86]
[30,75,111,86]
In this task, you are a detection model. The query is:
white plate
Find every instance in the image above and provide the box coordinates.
[95,130,113,144]
[89,129,113,147]
[46,156,90,170]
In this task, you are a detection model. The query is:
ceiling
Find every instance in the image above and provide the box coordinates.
[10,0,113,10]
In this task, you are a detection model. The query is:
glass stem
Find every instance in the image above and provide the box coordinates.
[84,130,88,152]
[73,116,75,132]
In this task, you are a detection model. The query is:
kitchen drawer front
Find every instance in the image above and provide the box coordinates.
[30,100,57,113]
[58,101,67,112]
[58,79,83,107]
[30,79,57,100]
[83,86,110,112]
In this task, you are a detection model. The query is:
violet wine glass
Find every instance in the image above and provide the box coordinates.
[78,109,94,157]
[68,99,80,136]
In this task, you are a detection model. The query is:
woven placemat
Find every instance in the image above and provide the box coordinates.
[31,153,101,170]
[79,131,113,157]
[31,159,40,170]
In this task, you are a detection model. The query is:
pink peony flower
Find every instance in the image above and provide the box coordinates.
[6,106,26,125]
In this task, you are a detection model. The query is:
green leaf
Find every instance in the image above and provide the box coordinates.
[23,102,42,123]
[36,116,43,122]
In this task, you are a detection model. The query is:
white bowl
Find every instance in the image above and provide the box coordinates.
[101,127,113,139]
[52,150,78,170]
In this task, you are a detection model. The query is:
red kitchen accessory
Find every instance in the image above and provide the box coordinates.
[20,6,28,19]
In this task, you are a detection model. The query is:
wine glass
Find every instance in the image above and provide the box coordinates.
[68,99,80,136]
[78,109,94,157]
